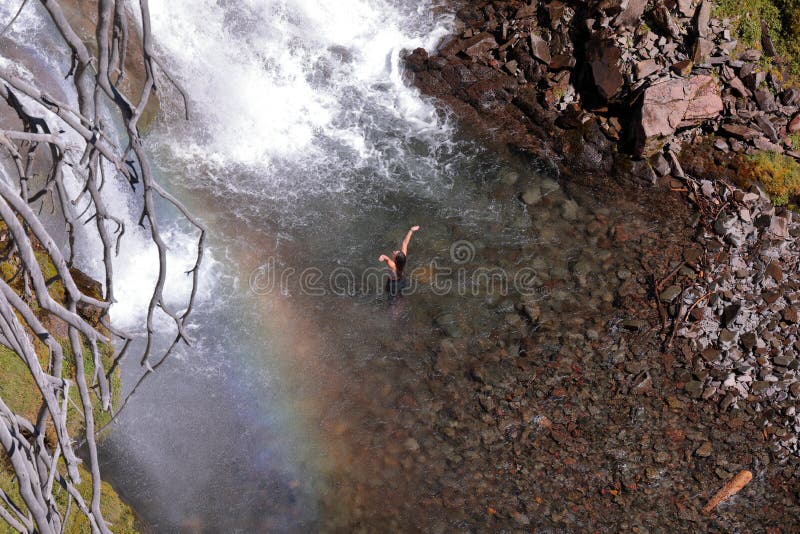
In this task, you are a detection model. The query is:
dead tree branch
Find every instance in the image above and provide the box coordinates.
[0,1,204,531]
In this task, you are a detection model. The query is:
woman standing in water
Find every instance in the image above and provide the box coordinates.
[378,225,420,297]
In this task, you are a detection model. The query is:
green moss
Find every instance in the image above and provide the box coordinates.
[34,250,65,302]
[715,0,800,79]
[0,459,138,534]
[739,151,800,205]
[789,132,800,150]
[0,219,135,531]
[0,346,40,422]
[0,339,136,532]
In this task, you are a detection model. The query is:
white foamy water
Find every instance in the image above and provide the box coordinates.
[147,0,462,215]
[0,2,215,331]
[150,0,451,165]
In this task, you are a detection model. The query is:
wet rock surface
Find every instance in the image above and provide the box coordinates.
[404,0,800,180]
[365,0,800,531]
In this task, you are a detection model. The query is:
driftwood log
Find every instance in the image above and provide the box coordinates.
[0,1,204,532]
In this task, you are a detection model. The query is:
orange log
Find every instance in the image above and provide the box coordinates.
[702,470,753,515]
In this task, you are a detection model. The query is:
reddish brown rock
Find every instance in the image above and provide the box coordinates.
[614,0,648,28]
[636,75,723,155]
[530,34,552,64]
[464,33,498,59]
[789,114,800,134]
[635,59,660,79]
[721,123,761,140]
[588,37,624,100]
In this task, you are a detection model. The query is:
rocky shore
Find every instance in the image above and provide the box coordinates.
[404,0,800,187]
[359,0,800,530]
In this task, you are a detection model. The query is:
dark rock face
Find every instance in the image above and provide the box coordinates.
[588,36,624,100]
[403,0,800,201]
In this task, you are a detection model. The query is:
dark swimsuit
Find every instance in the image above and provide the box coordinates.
[385,276,406,297]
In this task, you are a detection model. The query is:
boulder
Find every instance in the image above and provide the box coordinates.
[464,33,499,59]
[516,3,538,19]
[721,123,760,140]
[783,88,800,106]
[614,0,648,28]
[693,38,715,63]
[550,54,576,69]
[678,0,695,17]
[653,2,680,38]
[754,88,776,112]
[588,37,624,100]
[728,77,749,97]
[546,1,566,29]
[789,114,800,134]
[530,34,552,64]
[636,75,723,155]
[756,115,779,141]
[696,0,712,38]
[753,136,783,152]
[635,59,660,79]
[761,20,777,57]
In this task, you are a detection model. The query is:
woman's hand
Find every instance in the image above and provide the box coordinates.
[378,254,389,262]
[411,225,420,231]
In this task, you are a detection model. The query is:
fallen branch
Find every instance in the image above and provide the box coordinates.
[702,470,753,514]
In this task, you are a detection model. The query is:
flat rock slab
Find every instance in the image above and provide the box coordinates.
[637,75,722,154]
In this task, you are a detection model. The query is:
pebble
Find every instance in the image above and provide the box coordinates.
[521,187,542,205]
[685,381,704,397]
[660,285,681,302]
[695,442,713,457]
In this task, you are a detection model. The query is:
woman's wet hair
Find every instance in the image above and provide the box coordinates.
[393,251,406,278]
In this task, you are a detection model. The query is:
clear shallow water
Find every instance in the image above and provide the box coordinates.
[2,0,591,531]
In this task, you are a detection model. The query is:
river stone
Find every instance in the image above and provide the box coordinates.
[435,314,464,338]
[636,75,722,155]
[660,285,682,302]
[500,168,519,185]
[685,380,704,397]
[521,187,542,205]
[696,441,713,457]
[561,199,579,221]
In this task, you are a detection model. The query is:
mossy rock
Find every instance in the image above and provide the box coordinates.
[0,459,139,534]
[738,150,800,205]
